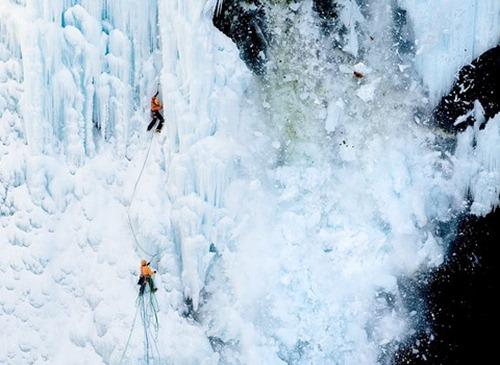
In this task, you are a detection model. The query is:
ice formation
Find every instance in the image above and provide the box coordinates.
[400,0,500,103]
[1,0,499,364]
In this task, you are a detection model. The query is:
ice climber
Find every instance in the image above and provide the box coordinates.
[138,259,158,295]
[147,92,165,133]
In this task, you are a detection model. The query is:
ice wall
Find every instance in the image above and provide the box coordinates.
[1,0,160,164]
[399,0,500,103]
[0,2,177,364]
[158,0,252,311]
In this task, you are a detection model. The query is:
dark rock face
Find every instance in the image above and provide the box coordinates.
[213,0,268,76]
[313,0,339,30]
[212,1,343,74]
[312,0,338,20]
[394,209,499,365]
[434,46,500,132]
[312,0,340,37]
[395,46,500,364]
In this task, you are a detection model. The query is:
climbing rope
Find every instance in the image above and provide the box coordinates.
[121,115,169,363]
[139,290,162,365]
[118,133,158,365]
[126,132,157,258]
[140,295,151,364]
[127,130,171,263]
[147,291,162,365]
[117,296,141,365]
[118,290,161,365]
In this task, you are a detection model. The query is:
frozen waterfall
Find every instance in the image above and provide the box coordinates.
[1,0,499,364]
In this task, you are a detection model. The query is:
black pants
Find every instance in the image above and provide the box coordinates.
[147,111,164,131]
[138,276,155,295]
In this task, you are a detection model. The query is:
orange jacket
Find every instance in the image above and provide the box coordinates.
[151,97,162,112]
[140,263,155,277]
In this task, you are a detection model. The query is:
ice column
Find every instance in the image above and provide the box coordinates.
[159,0,250,309]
